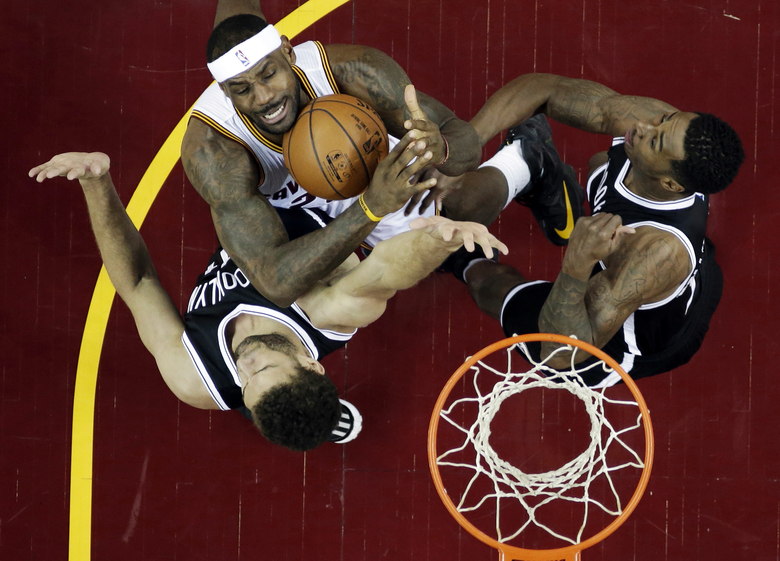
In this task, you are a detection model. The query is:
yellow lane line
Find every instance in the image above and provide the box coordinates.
[68,1,350,558]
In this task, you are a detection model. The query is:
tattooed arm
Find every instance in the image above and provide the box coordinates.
[470,73,679,145]
[181,119,435,307]
[326,44,481,176]
[538,214,691,367]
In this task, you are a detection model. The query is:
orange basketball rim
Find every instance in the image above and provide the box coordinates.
[427,333,655,561]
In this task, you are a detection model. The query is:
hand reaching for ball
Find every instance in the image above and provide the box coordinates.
[360,131,438,218]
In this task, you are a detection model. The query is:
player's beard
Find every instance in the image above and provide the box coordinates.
[234,333,299,360]
[250,79,303,137]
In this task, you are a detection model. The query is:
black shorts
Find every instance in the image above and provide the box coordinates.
[499,239,723,385]
[275,207,333,240]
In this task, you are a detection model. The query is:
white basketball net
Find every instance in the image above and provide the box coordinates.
[437,342,646,546]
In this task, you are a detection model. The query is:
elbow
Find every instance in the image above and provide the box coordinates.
[230,259,303,308]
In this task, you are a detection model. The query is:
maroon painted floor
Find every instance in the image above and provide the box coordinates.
[4,0,779,559]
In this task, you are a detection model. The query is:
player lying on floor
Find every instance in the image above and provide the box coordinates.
[29,143,507,452]
[427,73,744,386]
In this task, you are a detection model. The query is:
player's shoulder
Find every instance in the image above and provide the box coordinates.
[323,43,395,69]
[181,118,260,199]
[615,225,692,276]
[182,118,254,166]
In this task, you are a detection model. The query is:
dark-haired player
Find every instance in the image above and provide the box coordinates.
[30,149,506,451]
[435,73,744,386]
[181,0,485,309]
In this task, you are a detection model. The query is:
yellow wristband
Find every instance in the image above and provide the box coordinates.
[359,193,383,222]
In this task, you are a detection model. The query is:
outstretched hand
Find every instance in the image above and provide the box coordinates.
[409,215,509,259]
[29,152,110,183]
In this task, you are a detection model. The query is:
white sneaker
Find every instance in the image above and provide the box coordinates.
[328,399,363,444]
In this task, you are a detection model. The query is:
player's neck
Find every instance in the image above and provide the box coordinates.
[227,314,309,356]
[625,168,686,202]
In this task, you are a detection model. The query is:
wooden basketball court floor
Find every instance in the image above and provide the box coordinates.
[3,0,778,559]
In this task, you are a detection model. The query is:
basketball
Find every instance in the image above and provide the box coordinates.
[282,94,389,200]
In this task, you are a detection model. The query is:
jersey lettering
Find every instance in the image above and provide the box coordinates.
[267,180,317,208]
[591,172,609,214]
[188,260,253,313]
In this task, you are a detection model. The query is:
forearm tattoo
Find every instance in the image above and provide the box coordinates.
[548,78,675,135]
[332,49,408,114]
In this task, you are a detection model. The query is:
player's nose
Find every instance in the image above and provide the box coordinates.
[253,83,275,107]
[635,121,654,136]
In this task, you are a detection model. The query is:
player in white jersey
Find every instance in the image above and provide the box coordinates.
[190,40,432,249]
[181,1,485,309]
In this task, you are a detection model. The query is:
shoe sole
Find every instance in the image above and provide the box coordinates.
[330,399,363,444]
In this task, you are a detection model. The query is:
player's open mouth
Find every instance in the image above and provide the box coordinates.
[262,101,287,123]
[625,129,634,148]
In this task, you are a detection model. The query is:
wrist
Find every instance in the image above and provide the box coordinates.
[434,135,449,167]
[358,192,385,222]
[561,255,595,282]
[79,173,113,190]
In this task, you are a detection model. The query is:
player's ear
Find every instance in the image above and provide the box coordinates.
[661,174,686,194]
[299,356,326,375]
[280,35,296,65]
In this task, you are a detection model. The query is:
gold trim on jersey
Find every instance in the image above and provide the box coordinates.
[235,110,283,153]
[313,41,340,93]
[190,110,266,185]
[291,65,318,101]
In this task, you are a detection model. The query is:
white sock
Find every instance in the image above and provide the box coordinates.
[479,141,532,208]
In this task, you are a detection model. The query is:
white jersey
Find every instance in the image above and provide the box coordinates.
[190,40,434,247]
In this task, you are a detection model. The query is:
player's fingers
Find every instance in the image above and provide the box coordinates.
[404,183,438,216]
[404,191,425,216]
[404,84,427,124]
[33,168,48,182]
[66,166,86,181]
[604,213,624,231]
[409,216,435,231]
[410,176,437,195]
[460,229,476,253]
[40,165,67,181]
[36,166,59,182]
[396,138,429,168]
[28,163,47,178]
[588,212,614,226]
[380,132,419,168]
[398,147,435,181]
[83,156,102,177]
[417,188,439,215]
[405,119,437,138]
[474,231,497,259]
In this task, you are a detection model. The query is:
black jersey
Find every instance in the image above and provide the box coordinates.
[585,137,711,382]
[181,247,355,410]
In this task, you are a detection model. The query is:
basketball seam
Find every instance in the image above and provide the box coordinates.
[310,102,373,199]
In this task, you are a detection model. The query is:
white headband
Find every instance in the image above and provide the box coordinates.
[207,25,283,82]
